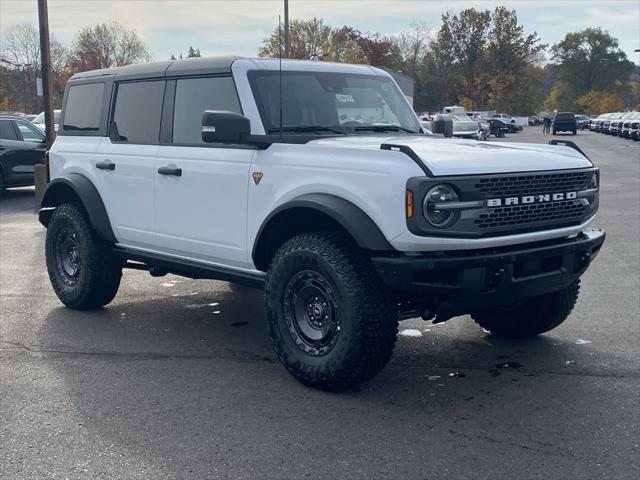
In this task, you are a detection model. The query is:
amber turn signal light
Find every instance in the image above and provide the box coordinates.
[406,190,414,218]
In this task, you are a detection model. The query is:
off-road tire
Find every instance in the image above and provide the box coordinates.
[472,280,580,338]
[265,232,398,390]
[45,202,122,309]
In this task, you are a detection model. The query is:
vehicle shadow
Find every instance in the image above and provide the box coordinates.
[35,287,635,477]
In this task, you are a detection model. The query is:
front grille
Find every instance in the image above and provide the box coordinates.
[474,200,587,230]
[474,171,589,197]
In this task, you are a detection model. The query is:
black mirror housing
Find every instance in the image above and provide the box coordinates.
[201,110,251,144]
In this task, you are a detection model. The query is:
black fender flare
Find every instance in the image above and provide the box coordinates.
[39,173,117,243]
[252,193,393,268]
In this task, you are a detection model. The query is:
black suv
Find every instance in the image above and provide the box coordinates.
[552,112,577,135]
[0,114,47,196]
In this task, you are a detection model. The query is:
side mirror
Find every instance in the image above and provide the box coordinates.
[201,110,250,144]
[432,114,454,138]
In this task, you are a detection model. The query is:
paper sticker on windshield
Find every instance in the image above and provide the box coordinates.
[335,94,355,103]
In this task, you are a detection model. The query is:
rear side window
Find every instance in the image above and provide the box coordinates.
[112,81,165,144]
[172,76,241,144]
[63,83,104,131]
[0,120,18,140]
[16,121,45,142]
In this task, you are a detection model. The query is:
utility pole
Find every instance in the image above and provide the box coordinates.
[35,0,54,206]
[284,0,289,58]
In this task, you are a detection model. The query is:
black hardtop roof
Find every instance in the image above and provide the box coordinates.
[69,55,245,82]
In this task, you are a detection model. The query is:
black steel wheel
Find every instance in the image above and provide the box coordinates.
[46,203,122,309]
[54,227,82,286]
[283,269,342,356]
[265,232,398,390]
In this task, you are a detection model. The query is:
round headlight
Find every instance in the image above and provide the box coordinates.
[423,184,460,228]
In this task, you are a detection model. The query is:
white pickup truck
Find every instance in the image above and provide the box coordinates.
[40,57,605,390]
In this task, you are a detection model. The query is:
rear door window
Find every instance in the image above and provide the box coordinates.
[112,81,165,144]
[15,121,45,142]
[63,83,105,131]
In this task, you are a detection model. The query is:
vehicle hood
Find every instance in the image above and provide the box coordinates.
[308,135,592,176]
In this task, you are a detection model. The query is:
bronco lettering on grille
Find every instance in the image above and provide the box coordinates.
[486,191,577,207]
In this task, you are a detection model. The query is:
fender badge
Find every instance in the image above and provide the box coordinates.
[252,171,263,185]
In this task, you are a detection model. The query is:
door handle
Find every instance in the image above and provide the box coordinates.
[96,160,115,170]
[157,166,182,176]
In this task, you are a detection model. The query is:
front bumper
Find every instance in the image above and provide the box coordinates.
[372,229,605,319]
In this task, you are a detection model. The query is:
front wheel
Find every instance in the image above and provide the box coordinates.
[572,129,577,135]
[45,203,122,309]
[265,232,398,390]
[472,281,580,338]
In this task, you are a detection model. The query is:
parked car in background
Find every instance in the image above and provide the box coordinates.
[590,114,604,132]
[33,109,61,133]
[0,114,47,196]
[609,112,626,136]
[492,113,511,121]
[619,112,636,138]
[486,118,510,137]
[528,115,541,126]
[24,114,37,122]
[450,113,483,140]
[630,116,640,140]
[575,114,591,130]
[600,113,620,134]
[552,112,577,135]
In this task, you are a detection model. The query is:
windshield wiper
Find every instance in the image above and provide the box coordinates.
[352,125,420,134]
[267,126,346,134]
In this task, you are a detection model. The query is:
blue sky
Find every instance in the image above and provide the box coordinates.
[1,0,639,63]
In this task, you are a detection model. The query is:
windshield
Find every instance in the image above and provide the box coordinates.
[248,70,421,134]
[33,111,60,124]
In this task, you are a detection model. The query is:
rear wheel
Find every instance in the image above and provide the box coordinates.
[572,129,577,135]
[45,203,122,309]
[265,232,398,390]
[472,281,580,338]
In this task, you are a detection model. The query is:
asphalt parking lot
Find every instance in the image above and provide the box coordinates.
[1,128,638,479]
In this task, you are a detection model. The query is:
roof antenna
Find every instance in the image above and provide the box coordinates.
[278,15,283,140]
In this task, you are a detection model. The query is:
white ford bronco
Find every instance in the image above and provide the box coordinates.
[40,57,605,390]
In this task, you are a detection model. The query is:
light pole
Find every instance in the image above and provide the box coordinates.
[284,0,289,58]
[35,0,54,206]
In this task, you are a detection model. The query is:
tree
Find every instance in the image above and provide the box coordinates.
[576,90,605,115]
[66,21,151,74]
[600,93,625,112]
[258,17,333,60]
[187,46,201,58]
[544,85,576,112]
[0,23,68,112]
[551,28,635,97]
